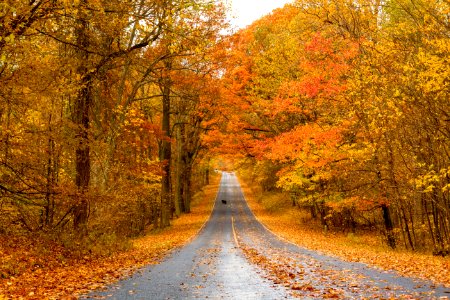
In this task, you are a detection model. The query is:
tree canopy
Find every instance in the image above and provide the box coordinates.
[1,0,449,256]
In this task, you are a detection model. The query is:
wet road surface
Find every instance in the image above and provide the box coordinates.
[84,172,450,299]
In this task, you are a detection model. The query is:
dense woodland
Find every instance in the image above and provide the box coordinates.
[222,0,450,254]
[0,0,449,261]
[0,0,227,245]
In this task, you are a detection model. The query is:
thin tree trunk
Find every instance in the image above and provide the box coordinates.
[174,120,184,216]
[159,69,172,228]
[424,197,436,248]
[73,0,91,233]
[401,205,415,250]
[183,163,192,213]
[382,204,396,249]
[432,200,443,249]
[205,164,209,186]
[4,97,11,162]
[44,111,56,228]
[397,207,408,249]
[409,201,417,248]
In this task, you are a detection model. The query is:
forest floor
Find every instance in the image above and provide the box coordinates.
[238,178,450,289]
[0,178,219,300]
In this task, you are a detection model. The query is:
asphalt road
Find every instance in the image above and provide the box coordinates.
[84,172,449,299]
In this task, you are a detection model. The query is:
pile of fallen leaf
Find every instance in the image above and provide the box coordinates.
[0,179,218,299]
[239,179,450,289]
[240,244,312,295]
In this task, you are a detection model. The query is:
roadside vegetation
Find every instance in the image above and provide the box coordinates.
[220,0,450,259]
[1,1,226,298]
[238,173,450,288]
[1,0,449,297]
[0,176,219,299]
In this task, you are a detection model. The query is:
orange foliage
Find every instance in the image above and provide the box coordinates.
[240,178,450,288]
[0,178,220,299]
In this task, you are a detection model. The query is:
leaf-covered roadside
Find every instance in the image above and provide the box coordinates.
[239,179,450,288]
[0,180,219,299]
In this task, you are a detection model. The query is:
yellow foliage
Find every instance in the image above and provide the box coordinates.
[240,176,450,288]
[0,178,220,299]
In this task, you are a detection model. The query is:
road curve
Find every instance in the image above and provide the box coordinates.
[83,172,449,299]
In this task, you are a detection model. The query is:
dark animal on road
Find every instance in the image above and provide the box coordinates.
[221,200,227,204]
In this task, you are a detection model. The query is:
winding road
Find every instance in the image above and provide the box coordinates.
[84,172,449,299]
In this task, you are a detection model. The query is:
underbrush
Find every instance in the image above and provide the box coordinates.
[0,229,131,281]
[255,191,291,213]
[0,175,220,299]
[255,194,385,250]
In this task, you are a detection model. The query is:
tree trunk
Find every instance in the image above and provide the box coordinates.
[311,198,318,219]
[73,1,91,233]
[159,70,172,228]
[423,197,436,248]
[205,163,210,186]
[432,200,443,249]
[174,120,184,216]
[73,77,91,232]
[44,111,56,228]
[183,162,192,213]
[401,205,415,250]
[318,200,328,230]
[382,204,396,249]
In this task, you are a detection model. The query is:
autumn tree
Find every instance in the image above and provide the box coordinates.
[0,0,228,240]
[0,1,67,232]
[220,0,449,253]
[158,1,227,219]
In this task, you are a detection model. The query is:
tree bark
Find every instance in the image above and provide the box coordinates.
[73,0,91,233]
[205,158,210,185]
[382,204,396,249]
[159,65,172,228]
[183,162,192,214]
[174,120,184,216]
